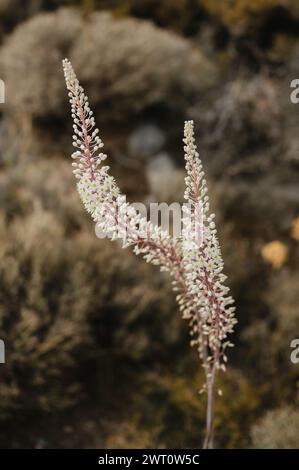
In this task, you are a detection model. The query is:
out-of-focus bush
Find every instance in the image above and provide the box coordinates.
[267,268,299,345]
[201,0,299,35]
[0,207,180,421]
[0,152,185,422]
[0,212,92,418]
[72,11,215,120]
[241,259,299,399]
[262,267,299,370]
[0,158,85,229]
[0,8,216,122]
[94,0,203,34]
[106,367,259,449]
[251,406,299,448]
[0,8,82,118]
[0,0,43,41]
[211,76,281,147]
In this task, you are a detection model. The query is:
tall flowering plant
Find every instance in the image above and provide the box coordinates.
[63,59,236,448]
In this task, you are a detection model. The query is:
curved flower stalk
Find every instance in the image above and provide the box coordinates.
[62,59,236,448]
[63,59,179,269]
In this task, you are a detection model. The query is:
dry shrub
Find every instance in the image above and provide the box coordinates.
[212,76,281,145]
[201,0,298,35]
[106,368,259,449]
[241,264,299,385]
[0,8,215,121]
[0,157,85,230]
[71,11,215,120]
[0,153,180,421]
[0,8,82,117]
[266,269,299,341]
[251,406,299,448]
[0,212,92,418]
[0,0,44,40]
[93,0,202,35]
[0,210,179,419]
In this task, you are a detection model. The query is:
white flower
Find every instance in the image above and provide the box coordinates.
[182,120,236,371]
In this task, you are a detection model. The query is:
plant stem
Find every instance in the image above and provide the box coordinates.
[203,365,216,449]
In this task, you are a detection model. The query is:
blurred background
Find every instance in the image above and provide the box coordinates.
[0,0,299,449]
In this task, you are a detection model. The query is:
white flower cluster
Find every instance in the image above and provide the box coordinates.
[63,58,180,273]
[63,59,236,388]
[182,121,236,374]
[63,58,107,182]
